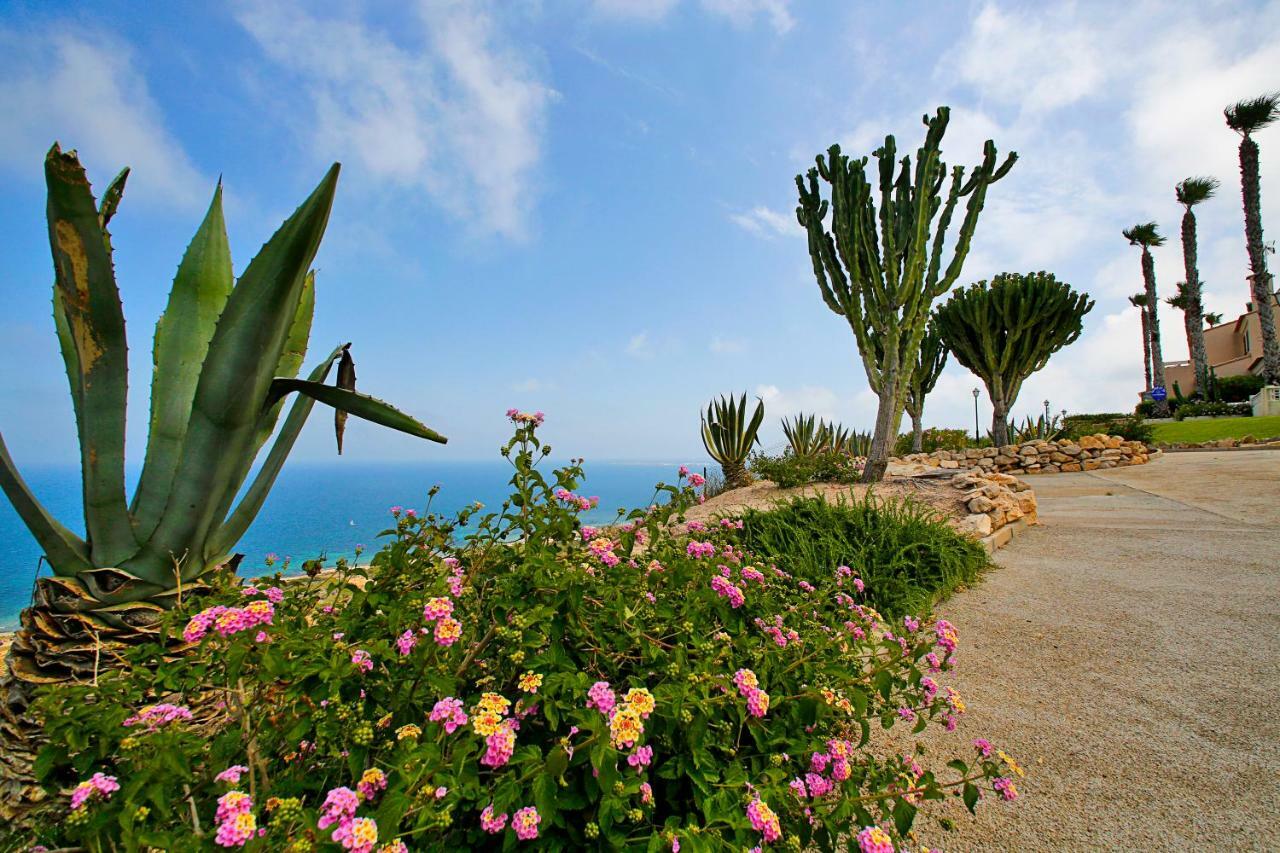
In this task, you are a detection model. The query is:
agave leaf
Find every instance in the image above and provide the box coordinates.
[205,270,316,533]
[138,165,340,581]
[0,431,92,576]
[131,181,234,541]
[265,379,447,445]
[335,344,356,454]
[44,144,136,567]
[205,344,344,564]
[98,167,130,228]
[52,286,83,443]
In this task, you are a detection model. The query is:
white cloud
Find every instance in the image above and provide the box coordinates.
[755,383,840,419]
[709,336,746,353]
[0,26,208,209]
[592,0,681,21]
[627,331,652,357]
[700,0,794,34]
[730,205,803,238]
[236,1,556,238]
[592,0,794,33]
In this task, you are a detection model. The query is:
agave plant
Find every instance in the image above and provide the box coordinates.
[0,148,445,705]
[1001,414,1063,444]
[781,413,824,457]
[700,394,764,490]
[819,420,852,454]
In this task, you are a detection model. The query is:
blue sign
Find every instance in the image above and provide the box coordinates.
[1151,386,1167,402]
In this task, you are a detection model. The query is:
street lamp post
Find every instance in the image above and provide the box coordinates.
[972,387,980,443]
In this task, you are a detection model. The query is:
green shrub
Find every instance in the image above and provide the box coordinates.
[27,415,1017,851]
[1213,374,1265,403]
[892,427,971,456]
[735,494,988,619]
[749,449,863,487]
[1173,400,1254,420]
[1063,415,1153,443]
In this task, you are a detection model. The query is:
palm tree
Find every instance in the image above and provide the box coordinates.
[1175,177,1219,395]
[1165,282,1195,373]
[1204,311,1224,327]
[1128,293,1153,392]
[1225,93,1280,384]
[1124,223,1170,416]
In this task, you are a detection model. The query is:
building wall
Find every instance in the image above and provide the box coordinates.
[1160,291,1277,395]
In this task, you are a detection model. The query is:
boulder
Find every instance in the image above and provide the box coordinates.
[968,495,995,513]
[1061,461,1082,472]
[1060,444,1082,456]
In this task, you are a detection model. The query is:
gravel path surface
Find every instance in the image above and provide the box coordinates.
[914,450,1280,852]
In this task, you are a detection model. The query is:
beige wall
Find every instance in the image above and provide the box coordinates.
[1161,291,1277,394]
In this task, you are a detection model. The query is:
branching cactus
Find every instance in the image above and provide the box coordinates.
[796,107,1015,482]
[700,393,764,489]
[903,322,948,452]
[0,146,447,695]
[933,272,1093,447]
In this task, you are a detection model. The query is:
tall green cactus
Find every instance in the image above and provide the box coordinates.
[700,393,764,489]
[795,107,1015,482]
[933,272,1094,447]
[903,322,948,452]
[0,147,447,696]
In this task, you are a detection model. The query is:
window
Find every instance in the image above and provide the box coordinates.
[1243,329,1251,354]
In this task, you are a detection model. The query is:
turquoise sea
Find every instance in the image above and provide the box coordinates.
[0,460,690,628]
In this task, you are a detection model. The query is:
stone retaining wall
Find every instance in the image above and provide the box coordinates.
[895,434,1156,475]
[945,470,1037,553]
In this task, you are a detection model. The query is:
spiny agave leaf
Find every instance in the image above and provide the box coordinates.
[0,431,92,576]
[44,144,136,567]
[98,166,130,228]
[52,286,83,444]
[335,344,356,454]
[131,181,234,542]
[140,164,339,581]
[205,345,344,564]
[266,379,447,445]
[206,269,316,534]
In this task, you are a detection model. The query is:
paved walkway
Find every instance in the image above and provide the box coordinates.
[920,451,1280,851]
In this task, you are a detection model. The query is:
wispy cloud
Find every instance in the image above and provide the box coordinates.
[592,0,795,33]
[626,331,653,357]
[0,25,208,209]
[730,205,803,238]
[236,1,556,239]
[709,336,746,353]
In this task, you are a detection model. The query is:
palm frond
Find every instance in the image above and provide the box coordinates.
[1123,222,1165,248]
[1204,312,1224,327]
[1225,92,1280,135]
[1166,281,1190,310]
[1175,176,1219,207]
[1128,292,1148,308]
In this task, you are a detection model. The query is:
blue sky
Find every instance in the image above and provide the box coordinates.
[2,0,1279,465]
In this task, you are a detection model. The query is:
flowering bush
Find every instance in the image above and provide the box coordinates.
[30,413,1020,850]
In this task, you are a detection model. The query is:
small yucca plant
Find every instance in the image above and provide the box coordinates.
[700,393,764,490]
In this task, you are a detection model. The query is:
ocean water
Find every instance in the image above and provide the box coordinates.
[0,460,689,628]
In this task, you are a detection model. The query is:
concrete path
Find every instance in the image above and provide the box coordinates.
[921,451,1280,851]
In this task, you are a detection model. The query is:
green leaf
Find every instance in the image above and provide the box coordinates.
[137,164,339,580]
[544,745,569,779]
[962,781,979,814]
[0,430,91,574]
[131,181,234,542]
[44,144,136,567]
[265,379,447,445]
[946,759,969,775]
[892,798,917,834]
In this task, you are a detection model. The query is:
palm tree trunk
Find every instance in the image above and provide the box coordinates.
[1140,308,1153,391]
[1142,248,1171,417]
[1239,135,1280,384]
[1181,210,1211,396]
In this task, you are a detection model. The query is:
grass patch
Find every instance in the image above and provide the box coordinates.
[1152,414,1280,444]
[736,492,988,618]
